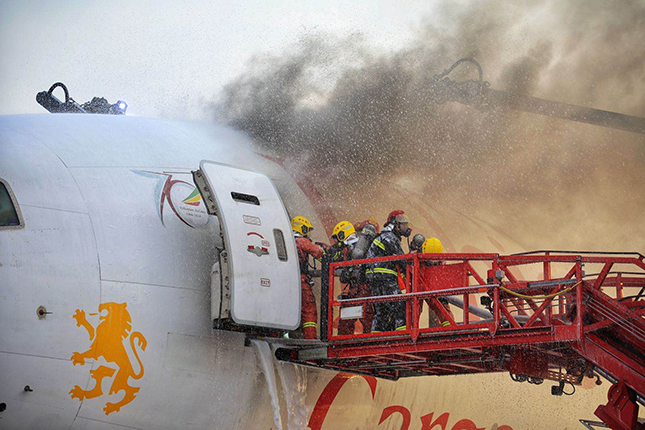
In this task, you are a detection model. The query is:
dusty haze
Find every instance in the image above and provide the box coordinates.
[214,0,645,253]
[213,4,645,427]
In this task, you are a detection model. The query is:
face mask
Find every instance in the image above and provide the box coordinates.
[398,222,412,237]
[345,234,359,246]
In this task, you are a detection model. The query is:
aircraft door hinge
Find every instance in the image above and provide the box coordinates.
[192,169,218,216]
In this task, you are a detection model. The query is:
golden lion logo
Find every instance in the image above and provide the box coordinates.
[69,302,147,415]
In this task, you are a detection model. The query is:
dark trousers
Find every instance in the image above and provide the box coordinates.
[368,276,406,332]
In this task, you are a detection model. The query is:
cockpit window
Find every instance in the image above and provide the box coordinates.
[0,179,23,229]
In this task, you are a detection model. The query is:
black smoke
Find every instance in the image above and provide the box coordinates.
[213,0,645,249]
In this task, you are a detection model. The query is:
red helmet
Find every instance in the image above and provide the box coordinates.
[387,210,412,237]
[387,210,409,225]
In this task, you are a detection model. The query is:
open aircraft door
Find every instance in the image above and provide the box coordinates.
[193,161,300,331]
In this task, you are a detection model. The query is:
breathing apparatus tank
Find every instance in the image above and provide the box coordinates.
[352,223,378,261]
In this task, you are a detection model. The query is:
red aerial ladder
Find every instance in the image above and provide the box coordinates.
[276,251,645,429]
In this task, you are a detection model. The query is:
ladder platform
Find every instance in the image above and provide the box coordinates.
[278,251,645,429]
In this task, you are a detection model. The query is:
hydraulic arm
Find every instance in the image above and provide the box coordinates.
[429,58,645,135]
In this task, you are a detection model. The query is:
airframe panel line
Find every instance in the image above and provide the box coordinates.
[67,168,103,305]
[71,361,97,428]
[73,416,146,430]
[21,204,90,215]
[0,350,92,363]
[101,279,203,292]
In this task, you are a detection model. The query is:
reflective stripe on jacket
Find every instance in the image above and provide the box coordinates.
[365,228,405,278]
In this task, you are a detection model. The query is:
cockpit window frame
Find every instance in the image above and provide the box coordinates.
[0,178,24,230]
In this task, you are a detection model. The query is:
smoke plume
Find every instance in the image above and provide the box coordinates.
[213,0,645,251]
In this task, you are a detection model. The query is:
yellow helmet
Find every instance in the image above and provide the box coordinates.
[291,216,314,237]
[422,237,444,254]
[331,220,356,243]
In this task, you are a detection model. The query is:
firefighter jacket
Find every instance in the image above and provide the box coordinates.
[295,235,325,279]
[328,242,347,264]
[365,224,406,280]
[328,242,360,286]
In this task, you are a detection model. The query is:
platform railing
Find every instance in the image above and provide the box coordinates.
[324,251,645,345]
[311,251,645,430]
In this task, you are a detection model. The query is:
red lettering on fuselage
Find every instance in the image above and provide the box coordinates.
[380,405,412,430]
[308,373,377,430]
[310,373,514,430]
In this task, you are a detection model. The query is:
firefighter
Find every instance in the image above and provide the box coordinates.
[292,216,326,339]
[351,220,379,260]
[421,237,454,327]
[328,221,357,263]
[350,220,379,333]
[328,221,356,262]
[422,237,444,255]
[365,210,412,333]
[330,220,376,335]
[409,233,426,253]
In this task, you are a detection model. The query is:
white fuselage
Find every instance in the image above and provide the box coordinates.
[0,114,322,429]
[0,114,611,429]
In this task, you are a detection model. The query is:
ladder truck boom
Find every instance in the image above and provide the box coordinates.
[429,58,645,135]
